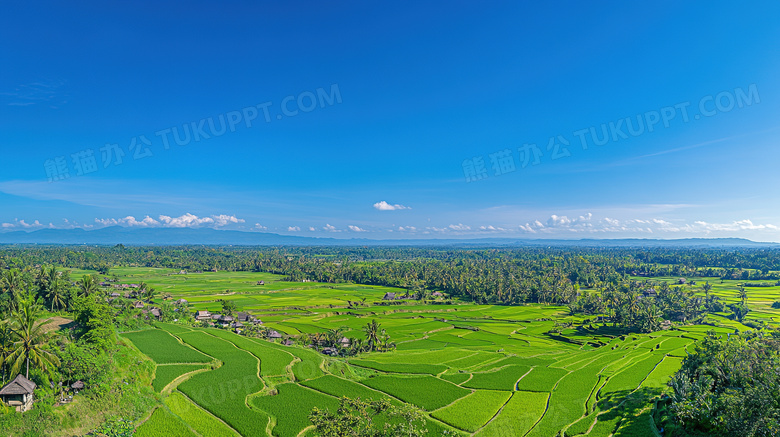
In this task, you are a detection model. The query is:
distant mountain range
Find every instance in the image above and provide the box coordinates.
[0,226,778,248]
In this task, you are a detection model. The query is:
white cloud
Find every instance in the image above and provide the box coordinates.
[373,201,411,211]
[479,225,508,232]
[692,219,778,232]
[95,215,160,227]
[212,214,245,226]
[323,224,340,232]
[308,227,316,231]
[1,219,45,229]
[253,223,268,231]
[448,223,471,231]
[398,226,417,232]
[348,225,367,232]
[93,213,244,229]
[288,226,301,232]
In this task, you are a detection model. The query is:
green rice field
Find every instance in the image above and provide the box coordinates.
[111,266,775,436]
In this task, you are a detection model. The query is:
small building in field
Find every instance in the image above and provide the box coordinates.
[339,337,351,347]
[431,291,444,298]
[132,301,145,309]
[236,312,258,324]
[283,339,294,346]
[641,289,657,299]
[150,308,162,320]
[70,380,84,392]
[110,292,121,298]
[382,293,396,300]
[678,278,687,285]
[0,374,37,412]
[176,299,188,305]
[267,330,282,340]
[256,281,265,286]
[194,310,211,321]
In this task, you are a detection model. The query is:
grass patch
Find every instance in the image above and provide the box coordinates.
[362,375,471,411]
[123,329,212,364]
[431,390,511,432]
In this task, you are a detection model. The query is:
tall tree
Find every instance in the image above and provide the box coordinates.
[0,322,11,384]
[363,319,381,352]
[78,274,98,297]
[6,296,60,378]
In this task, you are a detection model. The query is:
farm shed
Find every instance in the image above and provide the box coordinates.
[0,374,37,412]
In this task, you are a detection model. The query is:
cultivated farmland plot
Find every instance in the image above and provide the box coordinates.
[103,267,751,437]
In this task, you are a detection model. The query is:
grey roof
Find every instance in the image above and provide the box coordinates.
[268,330,282,338]
[0,374,36,395]
[71,380,84,390]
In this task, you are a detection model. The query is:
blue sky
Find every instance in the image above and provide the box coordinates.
[2,1,780,240]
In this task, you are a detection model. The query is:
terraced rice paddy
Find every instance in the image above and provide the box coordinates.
[112,267,755,436]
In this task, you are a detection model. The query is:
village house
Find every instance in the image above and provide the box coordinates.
[194,310,211,321]
[0,374,37,412]
[132,301,145,309]
[175,298,188,305]
[321,347,338,356]
[216,315,234,327]
[256,280,265,285]
[382,292,396,300]
[236,312,259,324]
[267,330,282,340]
[142,308,162,320]
[338,337,351,347]
[431,291,444,298]
[641,289,657,299]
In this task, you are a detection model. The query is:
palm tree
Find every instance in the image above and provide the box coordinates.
[363,319,381,352]
[326,327,345,348]
[78,274,98,297]
[737,286,748,306]
[6,297,60,379]
[0,322,12,384]
[1,268,23,299]
[43,267,68,311]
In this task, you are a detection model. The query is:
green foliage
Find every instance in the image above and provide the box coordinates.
[57,342,112,386]
[666,331,780,436]
[309,396,440,437]
[72,294,116,350]
[93,417,135,437]
[219,299,238,316]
